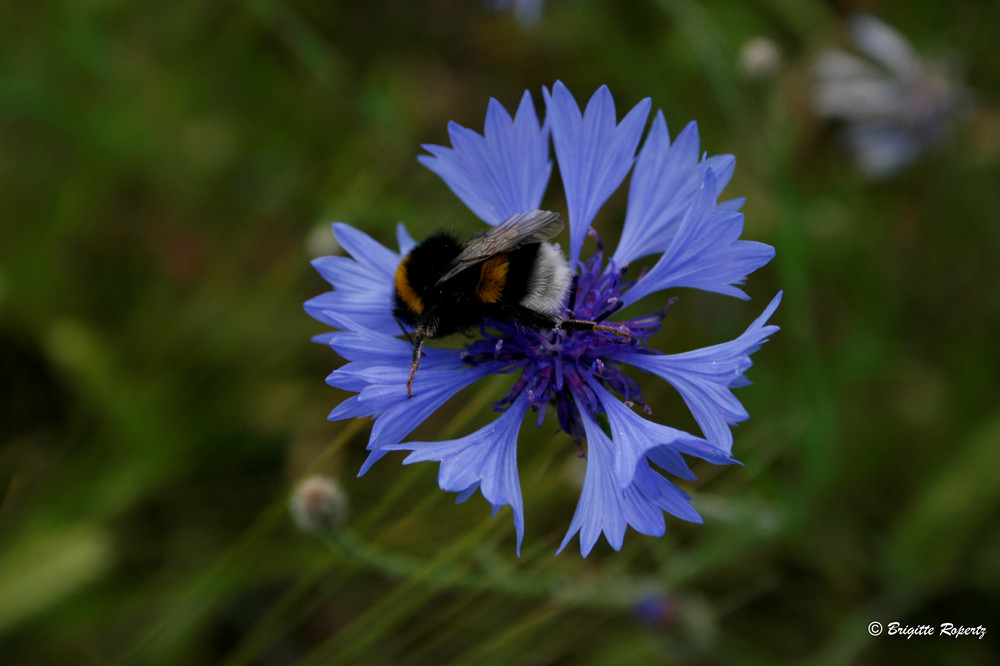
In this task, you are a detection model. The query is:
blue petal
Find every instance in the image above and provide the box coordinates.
[357,363,499,475]
[308,310,499,474]
[396,222,417,256]
[611,292,782,453]
[614,117,705,265]
[319,309,457,367]
[718,196,745,212]
[327,395,375,421]
[326,366,381,393]
[544,81,650,265]
[305,288,397,336]
[630,457,703,525]
[558,402,706,557]
[557,410,627,556]
[305,223,402,335]
[311,255,380,292]
[418,90,551,225]
[621,169,776,306]
[647,446,696,481]
[333,222,401,277]
[655,437,742,469]
[320,316,475,427]
[586,378,719,488]
[705,153,736,192]
[384,395,530,555]
[455,483,479,504]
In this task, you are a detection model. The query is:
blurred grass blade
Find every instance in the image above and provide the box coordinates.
[886,411,1000,589]
[0,525,112,635]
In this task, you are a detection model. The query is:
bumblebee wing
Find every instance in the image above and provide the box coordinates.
[436,210,563,284]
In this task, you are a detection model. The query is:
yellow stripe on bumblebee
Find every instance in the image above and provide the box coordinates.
[475,254,510,303]
[394,255,424,315]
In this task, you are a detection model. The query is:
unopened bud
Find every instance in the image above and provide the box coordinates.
[290,475,348,534]
[740,37,782,79]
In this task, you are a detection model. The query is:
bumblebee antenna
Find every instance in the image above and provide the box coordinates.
[406,330,425,398]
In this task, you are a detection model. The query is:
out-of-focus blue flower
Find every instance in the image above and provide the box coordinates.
[307,82,780,556]
[632,590,676,628]
[814,14,968,178]
[489,0,546,25]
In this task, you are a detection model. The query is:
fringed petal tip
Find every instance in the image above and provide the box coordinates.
[545,81,651,265]
[418,90,550,225]
[556,397,717,557]
[612,292,781,454]
[380,396,530,556]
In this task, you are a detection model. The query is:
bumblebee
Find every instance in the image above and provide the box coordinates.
[393,210,627,397]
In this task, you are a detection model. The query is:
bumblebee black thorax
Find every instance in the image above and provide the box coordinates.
[393,233,546,338]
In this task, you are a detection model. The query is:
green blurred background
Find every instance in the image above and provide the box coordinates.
[2,0,999,663]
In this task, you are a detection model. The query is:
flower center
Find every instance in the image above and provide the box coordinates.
[460,234,672,447]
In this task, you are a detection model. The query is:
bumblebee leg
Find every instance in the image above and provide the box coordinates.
[559,319,631,339]
[406,331,425,398]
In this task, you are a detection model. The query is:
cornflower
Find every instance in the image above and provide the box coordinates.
[307,82,780,555]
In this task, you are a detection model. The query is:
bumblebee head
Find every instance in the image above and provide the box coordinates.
[393,234,461,323]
